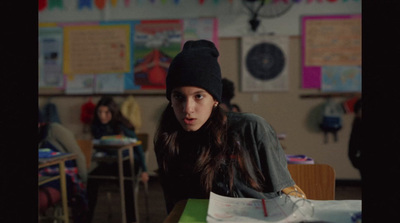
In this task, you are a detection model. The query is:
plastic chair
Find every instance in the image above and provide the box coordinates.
[135,133,150,222]
[287,164,336,200]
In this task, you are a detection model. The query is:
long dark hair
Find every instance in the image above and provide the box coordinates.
[92,96,135,133]
[154,103,264,195]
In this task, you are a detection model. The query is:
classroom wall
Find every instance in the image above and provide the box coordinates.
[38,1,362,179]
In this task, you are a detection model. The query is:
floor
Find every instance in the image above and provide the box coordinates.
[89,177,362,223]
[92,178,168,223]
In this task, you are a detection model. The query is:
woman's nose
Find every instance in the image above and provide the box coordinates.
[183,99,195,113]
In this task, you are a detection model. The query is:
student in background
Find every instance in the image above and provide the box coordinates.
[348,99,362,179]
[231,103,242,112]
[220,78,235,112]
[87,96,149,223]
[221,78,241,112]
[154,40,304,213]
[38,109,88,222]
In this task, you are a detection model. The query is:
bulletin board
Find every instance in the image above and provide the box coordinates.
[38,18,219,95]
[301,14,361,91]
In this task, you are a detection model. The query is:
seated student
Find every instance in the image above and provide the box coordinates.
[231,103,242,112]
[38,109,88,222]
[220,78,235,112]
[87,96,149,223]
[154,40,305,213]
[348,98,362,179]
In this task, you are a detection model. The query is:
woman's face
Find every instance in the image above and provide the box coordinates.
[171,86,218,132]
[97,105,112,124]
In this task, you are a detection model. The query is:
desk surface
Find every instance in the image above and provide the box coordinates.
[38,153,77,168]
[38,152,77,223]
[163,198,362,223]
[163,200,188,223]
[93,141,141,150]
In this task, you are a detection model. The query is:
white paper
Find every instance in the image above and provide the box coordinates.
[95,73,125,94]
[65,74,95,94]
[206,192,361,223]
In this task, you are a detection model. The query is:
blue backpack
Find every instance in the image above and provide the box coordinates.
[319,99,343,143]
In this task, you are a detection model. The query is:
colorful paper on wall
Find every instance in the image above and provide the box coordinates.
[321,66,361,92]
[63,24,131,74]
[65,74,95,94]
[39,27,64,88]
[39,0,48,11]
[132,20,182,89]
[301,15,361,89]
[100,20,142,90]
[48,0,63,10]
[78,0,92,9]
[39,18,219,93]
[95,73,125,93]
[111,0,118,7]
[183,18,218,48]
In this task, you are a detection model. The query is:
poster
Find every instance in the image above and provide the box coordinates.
[302,15,361,89]
[183,18,218,47]
[63,24,131,74]
[132,20,182,89]
[321,66,361,92]
[39,18,219,93]
[65,74,95,94]
[95,73,125,93]
[39,27,64,88]
[241,35,289,92]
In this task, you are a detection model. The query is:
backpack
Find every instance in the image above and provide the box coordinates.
[319,98,343,143]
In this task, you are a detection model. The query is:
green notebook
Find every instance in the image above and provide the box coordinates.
[178,199,209,223]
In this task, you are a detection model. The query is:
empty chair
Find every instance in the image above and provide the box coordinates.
[287,164,336,200]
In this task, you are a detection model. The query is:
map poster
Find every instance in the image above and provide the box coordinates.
[321,66,361,92]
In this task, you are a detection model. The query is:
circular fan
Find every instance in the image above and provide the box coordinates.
[245,42,285,81]
[243,0,293,18]
[242,0,294,31]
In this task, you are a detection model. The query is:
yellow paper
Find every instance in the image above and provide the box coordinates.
[304,18,361,66]
[63,25,131,74]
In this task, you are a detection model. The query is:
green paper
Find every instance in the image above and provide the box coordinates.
[178,199,209,223]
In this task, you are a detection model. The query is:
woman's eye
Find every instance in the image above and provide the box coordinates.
[195,94,204,99]
[172,93,184,101]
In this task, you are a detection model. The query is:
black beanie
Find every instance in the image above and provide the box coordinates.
[166,40,222,102]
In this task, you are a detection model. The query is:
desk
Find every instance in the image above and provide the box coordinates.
[38,153,77,223]
[164,198,362,223]
[164,200,188,223]
[91,142,141,223]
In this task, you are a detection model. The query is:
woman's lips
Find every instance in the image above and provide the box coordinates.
[184,118,196,125]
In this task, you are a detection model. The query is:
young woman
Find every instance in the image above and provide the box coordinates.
[154,40,304,213]
[87,96,148,223]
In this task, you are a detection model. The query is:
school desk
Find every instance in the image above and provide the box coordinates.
[38,153,77,223]
[90,141,141,223]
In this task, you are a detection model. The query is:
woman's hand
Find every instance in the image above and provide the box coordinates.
[141,171,149,183]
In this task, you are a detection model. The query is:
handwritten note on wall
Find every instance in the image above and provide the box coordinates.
[63,25,131,74]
